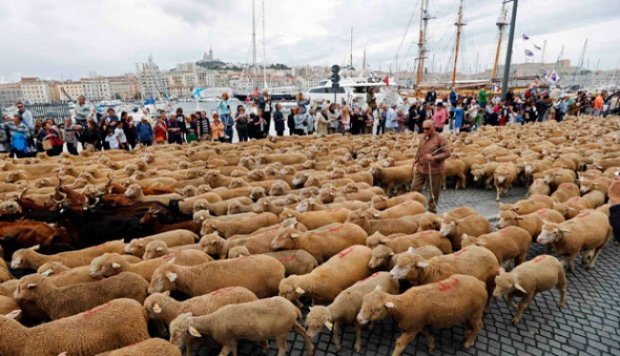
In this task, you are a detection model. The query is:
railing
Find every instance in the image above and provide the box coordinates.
[24,103,72,125]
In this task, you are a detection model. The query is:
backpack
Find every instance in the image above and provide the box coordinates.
[11,132,28,153]
[0,126,7,144]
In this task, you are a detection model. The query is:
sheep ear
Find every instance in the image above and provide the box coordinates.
[290,233,300,239]
[498,267,506,275]
[295,287,306,295]
[31,244,40,251]
[152,303,162,313]
[111,262,121,269]
[324,321,334,331]
[408,247,417,254]
[416,261,429,268]
[166,272,178,282]
[476,240,488,247]
[385,302,395,309]
[156,247,164,252]
[374,285,383,292]
[188,326,202,338]
[41,269,53,276]
[5,309,21,320]
[163,290,171,296]
[27,283,37,289]
[514,282,527,294]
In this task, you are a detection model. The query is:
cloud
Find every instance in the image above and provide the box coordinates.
[0,0,618,81]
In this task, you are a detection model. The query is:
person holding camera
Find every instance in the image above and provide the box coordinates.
[293,105,309,135]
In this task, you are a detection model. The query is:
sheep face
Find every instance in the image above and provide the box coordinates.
[10,249,33,269]
[278,276,305,302]
[13,274,46,300]
[365,232,386,248]
[537,223,563,245]
[270,229,300,251]
[192,199,210,213]
[124,184,143,199]
[148,266,178,294]
[199,233,225,256]
[269,183,286,196]
[417,213,442,231]
[357,291,391,325]
[296,200,311,213]
[200,221,216,236]
[390,253,426,281]
[228,246,250,258]
[89,253,125,278]
[497,211,519,229]
[169,313,192,348]
[250,187,266,202]
[227,201,244,215]
[493,271,525,298]
[305,306,333,338]
[143,293,169,320]
[193,210,211,224]
[124,239,146,256]
[369,245,393,269]
[143,241,168,260]
[228,178,246,189]
[248,170,266,181]
[439,218,456,237]
[182,186,197,198]
[292,173,309,188]
[37,262,67,276]
[0,201,21,215]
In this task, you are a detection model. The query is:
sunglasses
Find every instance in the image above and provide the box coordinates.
[423,127,432,131]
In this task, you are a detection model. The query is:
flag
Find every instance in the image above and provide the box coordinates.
[542,69,549,76]
[524,49,534,57]
[534,44,542,50]
[548,71,560,83]
[522,34,530,40]
[192,87,205,98]
[383,75,389,86]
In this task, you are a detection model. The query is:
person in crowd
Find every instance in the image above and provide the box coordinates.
[425,87,437,104]
[593,91,605,116]
[218,92,233,143]
[235,107,249,142]
[273,103,285,136]
[74,95,93,128]
[114,120,128,150]
[339,106,351,134]
[536,93,552,122]
[396,108,407,132]
[185,114,198,143]
[432,102,448,132]
[258,90,272,134]
[608,177,620,243]
[0,116,10,154]
[460,113,474,133]
[63,117,80,155]
[350,107,364,135]
[167,109,185,144]
[382,104,398,133]
[407,103,418,132]
[34,119,45,152]
[108,108,120,125]
[125,115,137,148]
[104,128,118,150]
[453,101,465,132]
[293,106,309,135]
[363,107,374,134]
[82,119,102,150]
[375,103,386,135]
[297,92,310,114]
[287,107,296,136]
[15,101,34,130]
[196,111,211,140]
[411,119,451,213]
[8,114,32,158]
[324,103,339,134]
[306,108,316,135]
[154,111,168,145]
[136,116,153,146]
[43,119,64,156]
[366,87,377,115]
[316,105,329,135]
[210,113,226,143]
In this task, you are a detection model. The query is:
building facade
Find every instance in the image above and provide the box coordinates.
[0,83,22,106]
[20,77,51,104]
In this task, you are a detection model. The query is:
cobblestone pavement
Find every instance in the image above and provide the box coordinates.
[194,187,620,356]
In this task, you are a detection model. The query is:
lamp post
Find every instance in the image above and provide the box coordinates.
[501,0,518,100]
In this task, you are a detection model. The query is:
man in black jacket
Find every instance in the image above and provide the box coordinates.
[197,111,211,140]
[609,176,620,243]
[273,104,285,136]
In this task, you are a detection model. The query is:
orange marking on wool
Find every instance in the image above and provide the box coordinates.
[162,254,175,260]
[533,255,546,263]
[82,302,111,318]
[453,248,467,257]
[209,287,235,296]
[360,272,381,282]
[328,225,345,233]
[418,230,434,237]
[337,246,355,259]
[437,277,459,292]
[537,209,548,214]
[277,255,297,263]
[577,211,591,218]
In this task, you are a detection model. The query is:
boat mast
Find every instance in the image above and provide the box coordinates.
[415,0,431,86]
[262,0,267,89]
[252,0,257,83]
[540,39,547,65]
[350,27,354,77]
[362,48,367,78]
[572,39,588,84]
[451,0,465,87]
[473,51,479,80]
[491,2,508,81]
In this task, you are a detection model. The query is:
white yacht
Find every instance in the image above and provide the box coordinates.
[306,77,402,106]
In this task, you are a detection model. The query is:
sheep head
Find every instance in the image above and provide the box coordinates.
[169,312,193,348]
[278,275,306,302]
[249,187,266,202]
[305,306,333,338]
[439,216,457,237]
[357,289,392,325]
[198,233,225,256]
[270,227,302,251]
[89,253,127,278]
[389,252,427,282]
[124,184,143,199]
[493,269,526,298]
[227,245,250,258]
[148,264,179,294]
[143,241,169,260]
[368,245,394,269]
[497,210,520,229]
[13,274,48,300]
[192,199,210,214]
[537,221,568,245]
[124,238,147,256]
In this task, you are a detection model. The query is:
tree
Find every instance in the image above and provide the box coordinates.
[133,92,142,100]
[113,93,122,100]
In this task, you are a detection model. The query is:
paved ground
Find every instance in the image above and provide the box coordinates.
[194,186,620,356]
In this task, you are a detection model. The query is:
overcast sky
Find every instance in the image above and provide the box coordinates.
[1,0,619,82]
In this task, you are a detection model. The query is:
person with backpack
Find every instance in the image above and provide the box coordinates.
[0,116,11,154]
[7,114,32,158]
[43,119,64,156]
[273,104,285,137]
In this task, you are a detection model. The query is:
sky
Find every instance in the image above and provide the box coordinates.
[1,0,619,83]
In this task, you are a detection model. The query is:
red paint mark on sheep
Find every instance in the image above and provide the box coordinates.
[453,249,467,257]
[337,247,355,259]
[277,255,297,263]
[328,225,345,233]
[533,255,546,263]
[437,277,459,292]
[360,272,381,282]
[417,230,434,237]
[209,287,235,296]
[82,302,111,318]
[577,211,591,218]
[162,254,175,261]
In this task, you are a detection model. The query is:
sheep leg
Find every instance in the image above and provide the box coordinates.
[515,252,527,267]
[463,309,484,349]
[292,321,315,356]
[332,320,342,351]
[260,341,269,353]
[218,344,233,356]
[557,269,567,309]
[587,247,604,269]
[185,339,193,356]
[512,293,534,326]
[420,328,436,351]
[276,334,288,356]
[353,322,363,353]
[505,292,517,309]
[564,254,576,273]
[495,186,501,201]
[391,330,418,356]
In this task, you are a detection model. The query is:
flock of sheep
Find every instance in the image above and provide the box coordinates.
[0,114,618,356]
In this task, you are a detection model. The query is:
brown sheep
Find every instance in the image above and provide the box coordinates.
[493,255,567,325]
[279,208,350,230]
[461,226,532,266]
[370,191,428,210]
[439,214,492,250]
[497,208,565,238]
[200,212,279,238]
[537,210,611,271]
[367,230,452,255]
[493,162,518,201]
[357,274,487,354]
[369,200,425,219]
[123,230,198,257]
[270,223,368,263]
[368,245,443,270]
[346,209,420,236]
[95,338,182,356]
[0,298,149,356]
[550,182,580,203]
